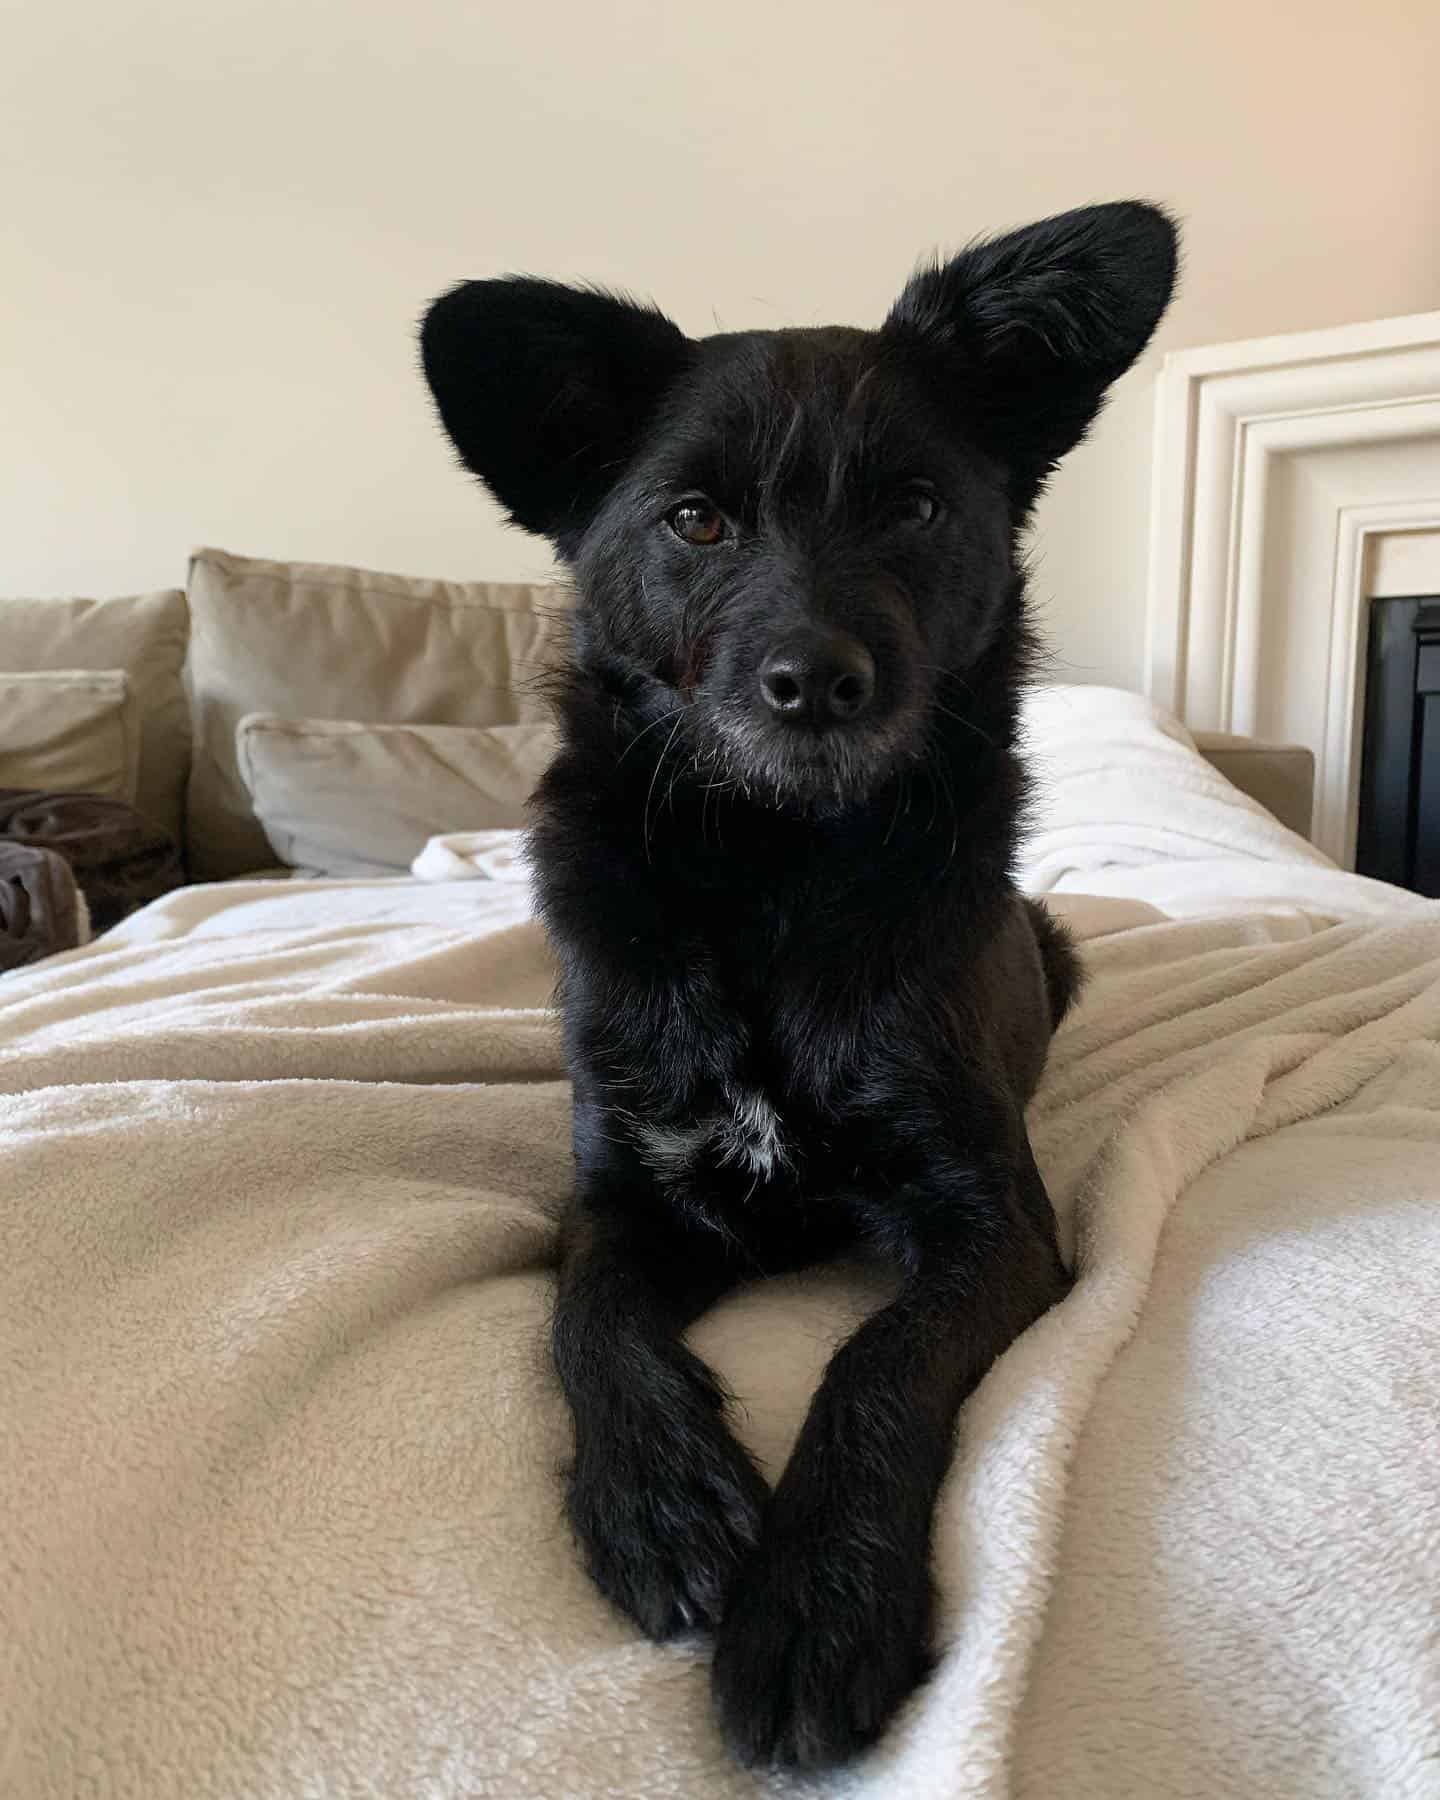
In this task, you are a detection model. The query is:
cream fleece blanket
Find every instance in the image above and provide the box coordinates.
[5,767,1440,1796]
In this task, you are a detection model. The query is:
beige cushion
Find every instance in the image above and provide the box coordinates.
[185,548,569,879]
[236,714,556,876]
[0,589,189,840]
[0,670,139,801]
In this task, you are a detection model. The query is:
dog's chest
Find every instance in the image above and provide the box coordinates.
[618,875,879,1191]
[633,1083,791,1184]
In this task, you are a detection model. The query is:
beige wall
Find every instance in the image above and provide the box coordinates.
[4,0,1437,688]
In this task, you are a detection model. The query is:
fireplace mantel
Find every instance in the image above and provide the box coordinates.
[1144,310,1440,867]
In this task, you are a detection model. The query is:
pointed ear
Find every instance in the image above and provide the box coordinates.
[883,201,1179,499]
[420,277,693,547]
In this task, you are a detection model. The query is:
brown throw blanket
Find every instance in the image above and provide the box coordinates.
[0,789,183,961]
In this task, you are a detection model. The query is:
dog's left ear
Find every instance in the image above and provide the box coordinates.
[883,200,1179,504]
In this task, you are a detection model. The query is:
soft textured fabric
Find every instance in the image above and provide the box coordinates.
[0,668,138,801]
[0,588,190,838]
[411,826,534,884]
[236,712,557,876]
[0,840,88,969]
[183,547,569,880]
[1015,684,1384,917]
[3,809,1440,1796]
[0,787,184,935]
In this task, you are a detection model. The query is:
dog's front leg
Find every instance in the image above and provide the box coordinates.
[711,1160,1070,1768]
[552,1196,769,1641]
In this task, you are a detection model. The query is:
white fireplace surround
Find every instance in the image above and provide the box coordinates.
[1144,310,1440,867]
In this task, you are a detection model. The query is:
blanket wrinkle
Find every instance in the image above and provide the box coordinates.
[4,849,1440,1797]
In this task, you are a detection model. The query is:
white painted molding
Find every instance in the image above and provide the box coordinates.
[1371,529,1440,597]
[1144,310,1440,866]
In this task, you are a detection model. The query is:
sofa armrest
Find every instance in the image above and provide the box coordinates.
[1192,731,1316,841]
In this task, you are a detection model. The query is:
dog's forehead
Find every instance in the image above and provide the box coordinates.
[648,325,943,497]
[694,326,892,426]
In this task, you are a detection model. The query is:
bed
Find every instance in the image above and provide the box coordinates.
[4,561,1440,1799]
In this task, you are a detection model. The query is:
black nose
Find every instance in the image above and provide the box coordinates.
[758,629,876,725]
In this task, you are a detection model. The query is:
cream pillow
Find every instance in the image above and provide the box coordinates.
[186,548,569,879]
[0,669,139,801]
[235,714,557,876]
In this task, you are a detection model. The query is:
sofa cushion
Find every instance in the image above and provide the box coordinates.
[185,548,568,880]
[0,589,190,842]
[236,714,556,877]
[0,670,139,802]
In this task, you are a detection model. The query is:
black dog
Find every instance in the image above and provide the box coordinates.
[421,200,1178,1769]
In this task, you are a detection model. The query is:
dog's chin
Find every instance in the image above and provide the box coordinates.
[700,717,908,820]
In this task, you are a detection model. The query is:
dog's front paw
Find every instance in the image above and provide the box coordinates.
[711,1526,935,1768]
[567,1422,770,1641]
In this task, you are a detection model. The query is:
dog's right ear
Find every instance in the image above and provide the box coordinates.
[883,201,1179,509]
[420,278,693,549]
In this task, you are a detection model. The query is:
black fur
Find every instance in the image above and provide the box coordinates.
[422,200,1178,1769]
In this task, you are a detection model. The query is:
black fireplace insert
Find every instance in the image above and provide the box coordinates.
[1356,594,1440,896]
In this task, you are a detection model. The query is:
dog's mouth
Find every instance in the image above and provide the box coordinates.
[687,696,924,817]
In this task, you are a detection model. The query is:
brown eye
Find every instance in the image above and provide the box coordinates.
[667,500,728,546]
[897,485,940,526]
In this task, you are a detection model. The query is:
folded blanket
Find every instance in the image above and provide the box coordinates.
[0,841,88,970]
[1014,687,1436,923]
[0,787,183,934]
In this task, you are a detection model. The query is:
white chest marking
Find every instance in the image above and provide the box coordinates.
[634,1085,790,1183]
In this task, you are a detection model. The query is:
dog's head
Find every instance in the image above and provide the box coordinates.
[422,202,1177,814]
